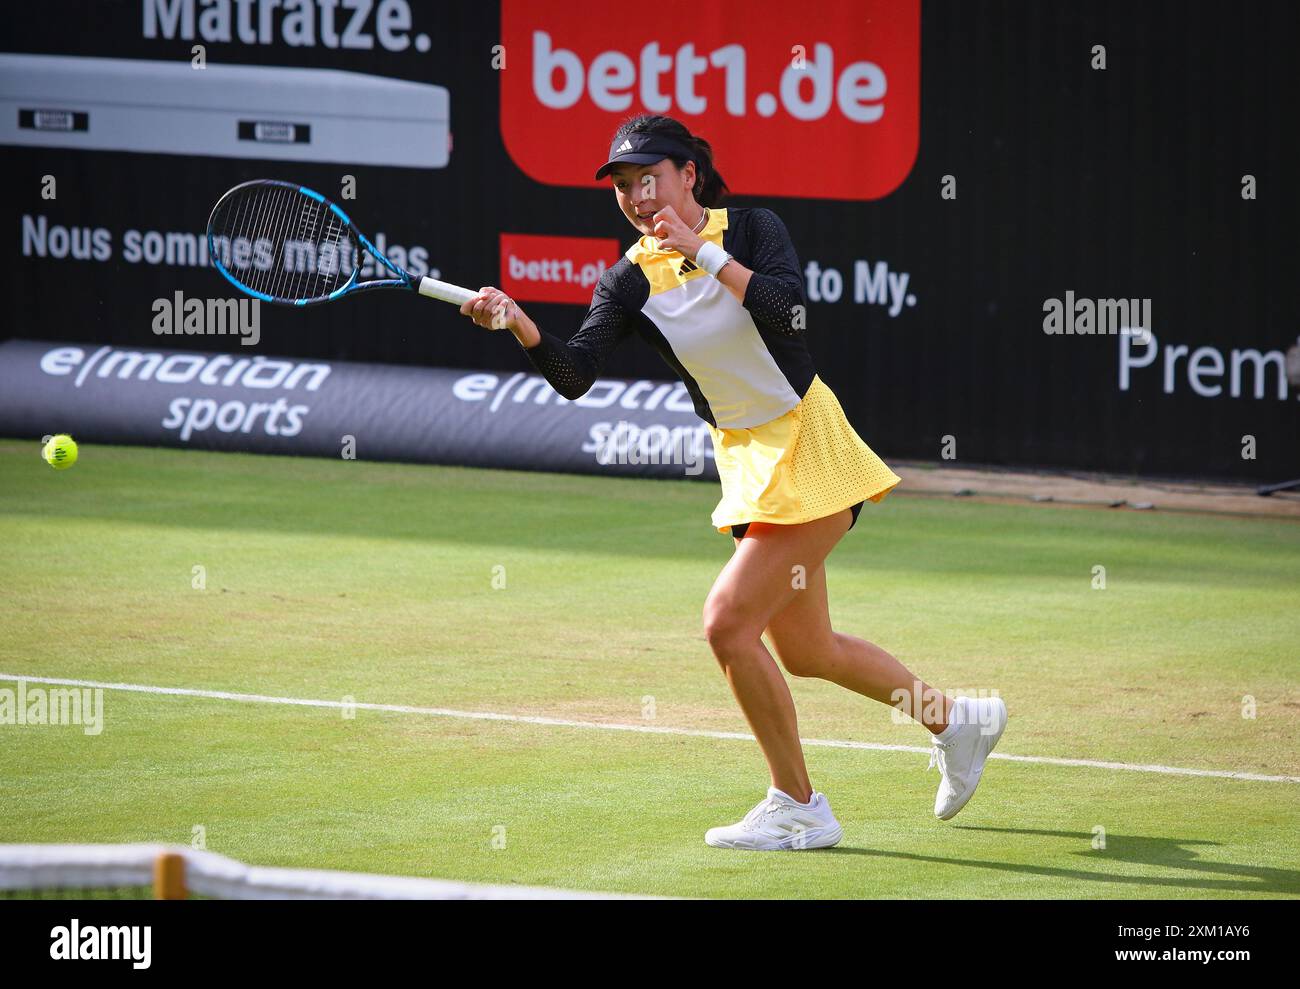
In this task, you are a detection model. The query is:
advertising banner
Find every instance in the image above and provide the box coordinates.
[1,1,1295,481]
[0,338,718,480]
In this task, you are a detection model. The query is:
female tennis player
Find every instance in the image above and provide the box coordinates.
[460,114,1007,850]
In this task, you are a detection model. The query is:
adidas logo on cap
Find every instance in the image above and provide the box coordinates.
[615,139,633,153]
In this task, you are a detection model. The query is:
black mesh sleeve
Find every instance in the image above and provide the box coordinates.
[740,208,807,337]
[519,271,636,400]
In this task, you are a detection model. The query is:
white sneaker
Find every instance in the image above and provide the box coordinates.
[704,787,843,850]
[929,696,1008,820]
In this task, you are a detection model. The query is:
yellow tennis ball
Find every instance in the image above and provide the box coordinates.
[42,434,79,470]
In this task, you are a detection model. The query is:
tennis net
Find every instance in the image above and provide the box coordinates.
[0,844,641,900]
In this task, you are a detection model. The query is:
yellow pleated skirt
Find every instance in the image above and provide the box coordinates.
[706,375,901,534]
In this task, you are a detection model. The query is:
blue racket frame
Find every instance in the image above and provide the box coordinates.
[206,179,416,307]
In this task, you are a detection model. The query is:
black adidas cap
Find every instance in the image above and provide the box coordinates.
[594,132,696,180]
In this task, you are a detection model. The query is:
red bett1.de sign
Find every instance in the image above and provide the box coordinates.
[499,0,919,201]
[499,233,621,305]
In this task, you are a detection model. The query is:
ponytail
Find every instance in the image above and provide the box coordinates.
[683,133,729,207]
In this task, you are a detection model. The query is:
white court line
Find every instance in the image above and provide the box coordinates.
[3,672,1297,785]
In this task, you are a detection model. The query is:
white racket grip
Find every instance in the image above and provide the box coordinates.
[416,276,477,306]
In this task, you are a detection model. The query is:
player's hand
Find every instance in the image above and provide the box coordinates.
[461,286,523,332]
[652,205,706,260]
[460,286,541,347]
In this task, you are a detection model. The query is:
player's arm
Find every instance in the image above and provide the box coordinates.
[460,275,635,401]
[712,254,752,304]
[653,206,805,335]
[730,208,806,337]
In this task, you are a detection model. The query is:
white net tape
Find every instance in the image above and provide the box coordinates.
[0,844,646,900]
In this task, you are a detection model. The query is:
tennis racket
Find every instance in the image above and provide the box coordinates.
[206,179,476,307]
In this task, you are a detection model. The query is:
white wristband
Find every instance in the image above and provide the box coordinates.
[695,241,732,277]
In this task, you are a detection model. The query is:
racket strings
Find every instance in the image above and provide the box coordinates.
[209,183,364,303]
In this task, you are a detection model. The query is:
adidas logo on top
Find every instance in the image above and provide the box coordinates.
[615,139,633,153]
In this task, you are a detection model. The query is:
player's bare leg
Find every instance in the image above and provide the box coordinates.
[703,509,855,803]
[763,561,955,733]
[762,559,1006,820]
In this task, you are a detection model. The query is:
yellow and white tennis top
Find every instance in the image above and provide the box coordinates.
[521,207,815,429]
